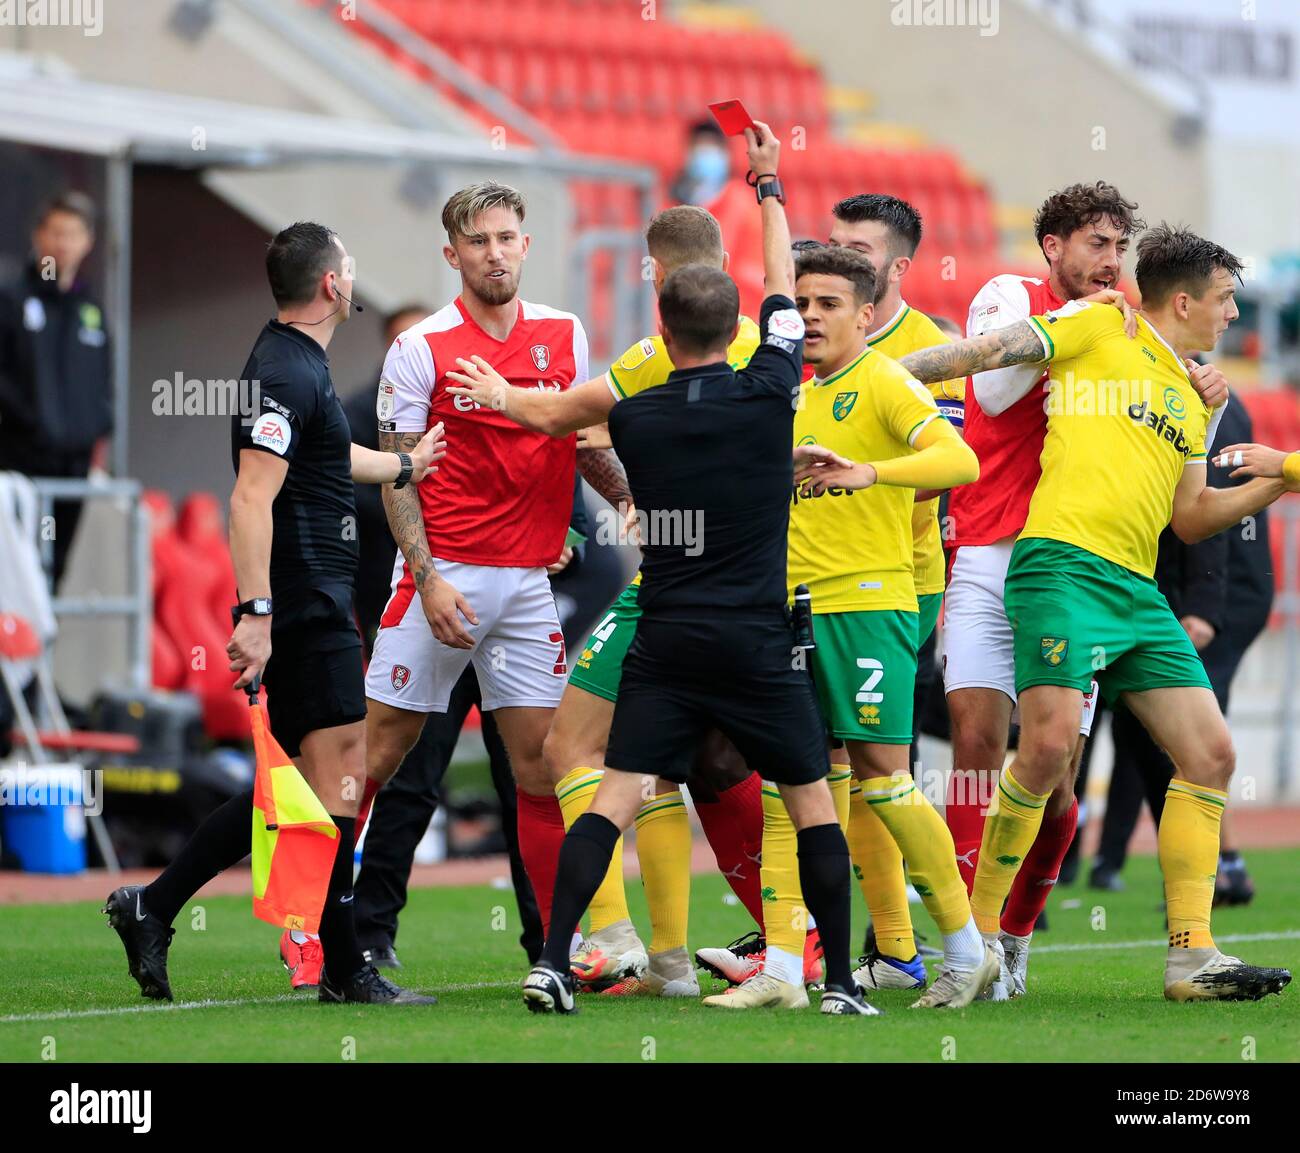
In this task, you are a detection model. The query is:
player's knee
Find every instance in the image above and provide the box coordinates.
[1018,724,1076,786]
[1184,731,1235,790]
[950,719,1005,777]
[365,712,420,780]
[542,725,594,784]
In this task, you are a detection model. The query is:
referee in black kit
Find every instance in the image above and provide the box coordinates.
[104,223,443,1006]
[522,123,871,1017]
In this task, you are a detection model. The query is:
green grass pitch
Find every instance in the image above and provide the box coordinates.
[2,847,1296,1063]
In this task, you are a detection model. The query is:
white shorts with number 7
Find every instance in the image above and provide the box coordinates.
[365,556,567,713]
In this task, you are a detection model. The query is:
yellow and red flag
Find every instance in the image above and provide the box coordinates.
[249,696,338,933]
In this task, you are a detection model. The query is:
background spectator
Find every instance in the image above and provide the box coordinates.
[0,191,112,587]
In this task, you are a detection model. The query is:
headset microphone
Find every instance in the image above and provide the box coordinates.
[336,288,364,313]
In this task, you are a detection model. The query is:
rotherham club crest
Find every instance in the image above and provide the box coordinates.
[391,665,412,691]
[530,344,550,371]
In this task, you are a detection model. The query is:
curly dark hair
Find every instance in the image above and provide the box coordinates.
[1135,224,1243,307]
[1034,182,1144,249]
[795,245,877,306]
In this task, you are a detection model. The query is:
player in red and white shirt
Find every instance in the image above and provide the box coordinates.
[942,183,1144,998]
[362,183,632,949]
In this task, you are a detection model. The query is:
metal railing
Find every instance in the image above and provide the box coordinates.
[31,477,152,696]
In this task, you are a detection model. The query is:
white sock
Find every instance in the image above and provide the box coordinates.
[570,931,584,956]
[764,944,803,985]
[943,916,985,973]
[805,914,817,930]
[290,930,314,945]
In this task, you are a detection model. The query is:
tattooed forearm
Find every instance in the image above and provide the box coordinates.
[900,321,1046,383]
[379,430,437,590]
[577,447,633,510]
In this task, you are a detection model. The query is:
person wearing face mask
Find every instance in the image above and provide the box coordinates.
[669,121,764,321]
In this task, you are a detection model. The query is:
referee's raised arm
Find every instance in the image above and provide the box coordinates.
[743,120,793,300]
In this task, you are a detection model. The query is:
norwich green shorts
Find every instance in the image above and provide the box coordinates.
[567,578,641,702]
[917,592,943,649]
[810,610,918,743]
[1004,537,1211,703]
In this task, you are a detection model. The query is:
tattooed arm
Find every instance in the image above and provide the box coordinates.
[576,447,633,511]
[378,429,478,649]
[899,321,1048,386]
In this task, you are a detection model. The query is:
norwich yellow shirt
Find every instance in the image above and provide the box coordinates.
[865,303,965,595]
[605,316,761,399]
[1022,301,1210,578]
[788,346,942,612]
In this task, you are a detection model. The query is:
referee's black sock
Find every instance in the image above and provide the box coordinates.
[143,788,253,926]
[796,822,854,991]
[319,815,366,981]
[539,812,621,973]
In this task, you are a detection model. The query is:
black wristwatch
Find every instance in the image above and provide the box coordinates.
[392,451,414,490]
[231,597,273,626]
[748,171,786,206]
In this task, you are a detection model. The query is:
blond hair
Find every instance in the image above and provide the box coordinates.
[441,181,527,241]
[645,205,724,273]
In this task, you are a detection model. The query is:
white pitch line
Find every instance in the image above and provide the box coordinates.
[0,981,515,1025]
[1033,929,1300,955]
[3,934,1296,1024]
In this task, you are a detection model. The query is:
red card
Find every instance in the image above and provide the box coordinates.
[708,99,756,137]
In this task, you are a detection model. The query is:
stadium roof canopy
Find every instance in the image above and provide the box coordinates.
[0,55,653,476]
[0,57,649,182]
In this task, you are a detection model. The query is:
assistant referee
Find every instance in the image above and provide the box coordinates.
[105,222,443,1006]
[522,124,871,1017]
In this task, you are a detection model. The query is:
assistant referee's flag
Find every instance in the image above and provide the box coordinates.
[247,682,338,933]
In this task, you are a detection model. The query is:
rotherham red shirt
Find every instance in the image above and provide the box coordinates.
[378,296,589,567]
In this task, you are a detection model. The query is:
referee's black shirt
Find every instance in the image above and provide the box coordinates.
[608,293,804,616]
[231,320,357,631]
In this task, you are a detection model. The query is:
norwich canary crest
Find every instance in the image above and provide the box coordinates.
[1040,637,1069,666]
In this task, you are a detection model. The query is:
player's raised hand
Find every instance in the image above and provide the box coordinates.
[744,119,781,177]
[576,422,611,451]
[408,421,446,482]
[1214,442,1290,480]
[419,576,478,649]
[446,356,511,412]
[1079,288,1137,338]
[1186,359,1230,410]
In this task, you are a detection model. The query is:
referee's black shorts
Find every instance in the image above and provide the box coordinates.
[263,588,366,758]
[606,609,829,787]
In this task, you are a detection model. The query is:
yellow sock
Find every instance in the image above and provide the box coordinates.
[634,790,692,953]
[828,767,852,832]
[1161,780,1225,950]
[970,764,1050,935]
[859,771,971,935]
[555,766,630,933]
[759,779,806,961]
[847,782,916,960]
